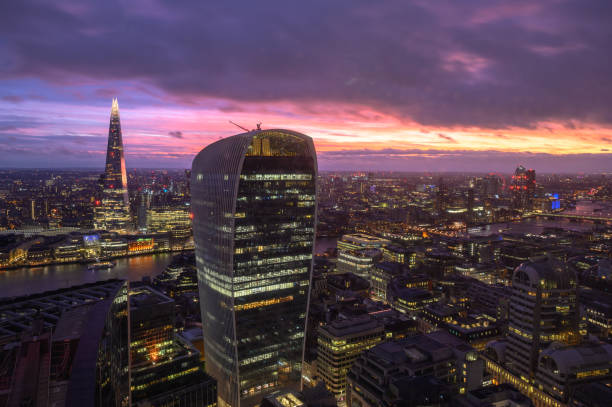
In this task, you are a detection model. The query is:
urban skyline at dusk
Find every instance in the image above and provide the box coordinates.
[2,2,612,407]
[2,0,612,172]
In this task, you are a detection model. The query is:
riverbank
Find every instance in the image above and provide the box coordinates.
[0,248,194,272]
[0,252,181,298]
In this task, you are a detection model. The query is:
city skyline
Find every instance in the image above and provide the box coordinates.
[2,2,612,407]
[2,1,612,172]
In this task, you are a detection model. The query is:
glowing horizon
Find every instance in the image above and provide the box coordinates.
[1,1,611,172]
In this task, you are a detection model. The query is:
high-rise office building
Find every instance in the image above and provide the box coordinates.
[0,280,130,407]
[94,98,132,233]
[129,286,217,407]
[482,173,503,198]
[191,129,318,407]
[510,166,536,211]
[317,316,385,402]
[506,257,581,381]
[146,205,192,249]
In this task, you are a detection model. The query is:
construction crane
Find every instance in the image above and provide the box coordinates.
[229,121,263,132]
[229,121,250,132]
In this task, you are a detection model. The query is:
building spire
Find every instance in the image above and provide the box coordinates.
[94,97,131,233]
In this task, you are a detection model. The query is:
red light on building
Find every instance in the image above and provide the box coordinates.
[95,200,101,206]
[189,212,194,220]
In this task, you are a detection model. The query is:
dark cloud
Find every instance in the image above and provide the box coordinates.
[438,133,456,143]
[168,131,183,139]
[0,115,45,131]
[1,95,23,103]
[1,0,612,128]
[317,149,612,173]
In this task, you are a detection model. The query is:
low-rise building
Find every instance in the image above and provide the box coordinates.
[454,384,533,407]
[346,331,484,407]
[337,234,390,252]
[536,342,612,402]
[337,249,382,280]
[584,300,612,339]
[370,262,404,301]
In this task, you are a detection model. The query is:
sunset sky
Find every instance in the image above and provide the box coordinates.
[1,0,611,172]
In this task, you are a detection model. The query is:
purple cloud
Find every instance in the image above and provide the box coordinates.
[1,0,612,129]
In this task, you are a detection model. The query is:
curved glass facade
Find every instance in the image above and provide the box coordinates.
[191,130,317,407]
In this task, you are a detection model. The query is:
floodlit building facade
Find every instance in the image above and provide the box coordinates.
[191,129,318,407]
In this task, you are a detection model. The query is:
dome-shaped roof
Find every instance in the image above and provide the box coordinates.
[512,256,576,289]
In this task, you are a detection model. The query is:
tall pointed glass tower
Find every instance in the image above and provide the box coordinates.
[191,130,317,407]
[94,98,132,233]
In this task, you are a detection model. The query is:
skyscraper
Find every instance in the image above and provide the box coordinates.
[191,129,317,407]
[94,98,132,233]
[506,257,581,381]
[0,280,130,407]
[510,165,536,211]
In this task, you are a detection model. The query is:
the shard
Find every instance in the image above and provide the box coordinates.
[94,98,132,233]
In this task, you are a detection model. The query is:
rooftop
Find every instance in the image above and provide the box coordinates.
[320,315,382,338]
[129,285,173,310]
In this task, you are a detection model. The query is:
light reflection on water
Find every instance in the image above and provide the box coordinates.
[467,217,597,237]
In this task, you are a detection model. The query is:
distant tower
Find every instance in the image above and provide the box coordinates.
[466,188,474,225]
[435,177,449,215]
[94,98,132,233]
[510,165,535,211]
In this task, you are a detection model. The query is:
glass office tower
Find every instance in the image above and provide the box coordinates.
[191,130,317,407]
[94,98,132,233]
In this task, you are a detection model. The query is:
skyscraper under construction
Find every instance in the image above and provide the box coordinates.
[94,98,132,233]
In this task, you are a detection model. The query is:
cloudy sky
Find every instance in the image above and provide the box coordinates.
[1,0,611,172]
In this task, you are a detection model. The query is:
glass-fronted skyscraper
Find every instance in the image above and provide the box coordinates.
[191,130,317,407]
[510,165,536,211]
[94,98,132,233]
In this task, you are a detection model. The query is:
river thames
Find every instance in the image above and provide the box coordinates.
[0,252,178,298]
